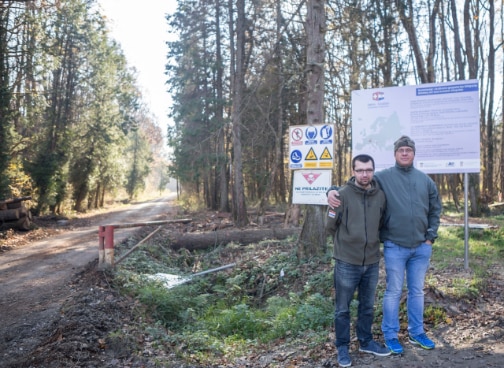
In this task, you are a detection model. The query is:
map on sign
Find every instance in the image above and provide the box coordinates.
[353,111,404,156]
[352,80,480,174]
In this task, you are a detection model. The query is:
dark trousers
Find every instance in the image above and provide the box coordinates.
[334,259,379,347]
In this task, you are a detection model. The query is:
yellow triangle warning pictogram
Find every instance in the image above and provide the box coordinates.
[320,147,332,160]
[305,147,318,160]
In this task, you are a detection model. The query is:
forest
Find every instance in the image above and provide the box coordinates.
[0,0,167,215]
[166,0,503,226]
[1,0,503,221]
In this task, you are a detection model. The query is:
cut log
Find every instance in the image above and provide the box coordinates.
[0,196,32,209]
[168,228,300,251]
[0,208,21,221]
[16,215,31,231]
[0,196,32,205]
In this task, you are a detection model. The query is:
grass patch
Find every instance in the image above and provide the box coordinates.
[424,305,449,326]
[113,240,335,363]
[427,219,503,300]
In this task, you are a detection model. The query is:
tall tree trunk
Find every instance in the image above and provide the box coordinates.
[230,0,248,226]
[0,4,12,198]
[257,0,285,223]
[464,0,480,215]
[500,2,504,197]
[297,0,326,260]
[395,0,428,83]
[395,0,441,83]
[485,0,495,199]
[216,0,229,213]
[450,0,465,79]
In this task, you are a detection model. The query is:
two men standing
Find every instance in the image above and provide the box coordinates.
[327,136,442,366]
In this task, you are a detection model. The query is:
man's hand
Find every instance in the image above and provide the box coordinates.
[327,189,341,207]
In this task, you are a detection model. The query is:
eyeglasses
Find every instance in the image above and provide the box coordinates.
[397,148,414,154]
[354,169,374,174]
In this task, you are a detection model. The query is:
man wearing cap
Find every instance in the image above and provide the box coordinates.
[327,135,441,355]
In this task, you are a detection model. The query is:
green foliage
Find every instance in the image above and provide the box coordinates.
[446,276,485,299]
[199,291,333,344]
[204,303,269,340]
[114,241,335,362]
[125,130,153,200]
[0,18,12,199]
[140,283,211,330]
[441,201,464,217]
[117,271,213,331]
[428,225,498,300]
[303,264,334,297]
[26,151,64,214]
[176,193,207,212]
[0,122,11,199]
[293,293,334,330]
[0,0,162,214]
[6,161,33,198]
[424,305,448,327]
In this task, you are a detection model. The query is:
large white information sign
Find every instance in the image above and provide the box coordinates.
[292,170,332,205]
[351,80,480,174]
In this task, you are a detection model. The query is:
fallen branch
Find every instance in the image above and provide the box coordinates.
[440,223,497,229]
[168,227,300,250]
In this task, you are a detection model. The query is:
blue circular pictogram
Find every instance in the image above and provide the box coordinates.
[320,125,333,139]
[290,150,302,163]
[305,126,317,140]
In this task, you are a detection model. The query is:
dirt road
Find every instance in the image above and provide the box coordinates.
[0,195,176,367]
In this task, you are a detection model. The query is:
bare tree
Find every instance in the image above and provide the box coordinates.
[256,0,286,223]
[394,0,441,83]
[463,0,481,215]
[485,0,496,199]
[0,3,12,198]
[215,0,230,213]
[230,0,249,226]
[297,0,326,259]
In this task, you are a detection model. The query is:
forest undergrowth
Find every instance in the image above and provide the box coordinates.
[10,201,504,368]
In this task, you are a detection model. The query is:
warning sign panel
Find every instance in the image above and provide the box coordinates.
[320,147,332,160]
[288,124,334,169]
[292,170,332,204]
[305,148,317,160]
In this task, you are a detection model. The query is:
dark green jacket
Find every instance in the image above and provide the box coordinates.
[326,177,386,266]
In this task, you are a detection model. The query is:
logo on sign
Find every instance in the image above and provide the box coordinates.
[372,92,385,101]
[302,172,321,184]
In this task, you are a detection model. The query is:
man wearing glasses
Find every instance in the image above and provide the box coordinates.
[326,154,390,367]
[327,136,442,356]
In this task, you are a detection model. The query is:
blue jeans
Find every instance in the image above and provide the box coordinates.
[381,241,432,339]
[334,260,379,347]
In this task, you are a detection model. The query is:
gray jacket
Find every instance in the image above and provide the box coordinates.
[375,163,441,248]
